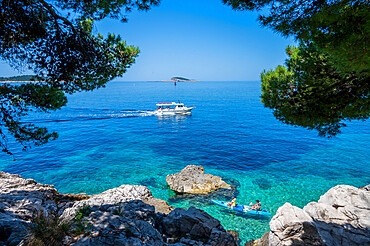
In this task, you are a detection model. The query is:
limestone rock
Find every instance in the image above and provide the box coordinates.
[70,200,165,246]
[145,196,173,214]
[61,184,172,221]
[159,206,237,246]
[68,201,237,246]
[361,184,370,191]
[227,230,240,245]
[245,231,269,246]
[0,172,55,193]
[166,165,231,194]
[269,203,323,246]
[2,171,238,245]
[0,172,89,245]
[256,184,370,246]
[303,185,370,246]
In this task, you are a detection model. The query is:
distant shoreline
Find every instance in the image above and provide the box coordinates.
[0,81,41,83]
[0,80,201,83]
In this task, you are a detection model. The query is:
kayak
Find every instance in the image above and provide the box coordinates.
[212,200,271,216]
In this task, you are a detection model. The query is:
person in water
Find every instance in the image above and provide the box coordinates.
[249,200,262,211]
[226,197,237,209]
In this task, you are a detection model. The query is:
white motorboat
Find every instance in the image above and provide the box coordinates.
[155,102,195,115]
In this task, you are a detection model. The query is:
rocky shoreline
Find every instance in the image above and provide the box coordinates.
[248,184,370,246]
[0,171,236,246]
[1,168,369,246]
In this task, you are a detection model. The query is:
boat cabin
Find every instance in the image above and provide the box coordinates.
[156,102,184,110]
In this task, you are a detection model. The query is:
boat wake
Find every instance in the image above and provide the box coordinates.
[22,109,157,124]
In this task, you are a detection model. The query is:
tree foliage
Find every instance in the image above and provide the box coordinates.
[224,0,369,135]
[223,0,369,76]
[0,0,159,154]
[261,44,369,137]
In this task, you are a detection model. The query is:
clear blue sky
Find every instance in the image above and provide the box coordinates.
[0,0,295,81]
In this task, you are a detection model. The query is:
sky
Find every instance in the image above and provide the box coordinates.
[0,0,295,81]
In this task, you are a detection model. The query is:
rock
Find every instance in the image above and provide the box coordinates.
[360,184,370,191]
[227,230,240,245]
[158,206,237,246]
[0,172,90,245]
[256,184,370,246]
[166,165,231,194]
[0,172,60,245]
[68,201,237,246]
[70,201,165,246]
[303,185,370,246]
[0,212,30,246]
[1,172,238,246]
[269,203,323,246]
[61,184,173,221]
[145,196,173,214]
[166,237,176,244]
[245,231,269,246]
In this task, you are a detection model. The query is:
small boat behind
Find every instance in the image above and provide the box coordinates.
[212,200,271,216]
[155,102,195,115]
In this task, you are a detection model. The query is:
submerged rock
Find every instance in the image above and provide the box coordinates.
[253,184,370,246]
[166,165,232,194]
[252,178,272,190]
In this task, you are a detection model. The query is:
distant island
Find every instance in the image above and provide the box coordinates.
[162,77,199,82]
[1,75,200,83]
[0,75,40,83]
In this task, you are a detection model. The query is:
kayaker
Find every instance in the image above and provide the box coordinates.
[250,200,262,211]
[226,197,237,209]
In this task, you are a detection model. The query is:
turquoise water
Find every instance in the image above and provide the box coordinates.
[1,81,369,242]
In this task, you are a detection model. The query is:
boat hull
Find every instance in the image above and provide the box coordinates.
[154,107,194,115]
[212,200,271,216]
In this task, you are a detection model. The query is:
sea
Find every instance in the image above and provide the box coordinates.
[1,81,369,243]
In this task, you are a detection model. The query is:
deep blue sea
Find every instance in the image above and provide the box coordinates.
[1,81,369,242]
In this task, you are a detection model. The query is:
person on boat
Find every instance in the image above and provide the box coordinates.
[226,197,237,209]
[249,200,262,211]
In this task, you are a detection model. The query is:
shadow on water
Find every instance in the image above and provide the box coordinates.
[168,187,239,205]
[87,152,106,159]
[4,159,65,175]
[216,209,272,221]
[139,177,166,189]
[223,178,241,188]
[252,178,272,190]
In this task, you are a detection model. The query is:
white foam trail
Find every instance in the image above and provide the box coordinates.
[22,109,157,123]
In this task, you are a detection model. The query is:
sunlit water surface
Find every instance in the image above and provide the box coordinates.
[1,81,369,243]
